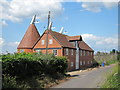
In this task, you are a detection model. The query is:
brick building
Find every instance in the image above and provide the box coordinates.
[17,14,94,71]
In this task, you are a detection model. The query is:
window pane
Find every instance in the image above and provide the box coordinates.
[49,39,52,44]
[71,49,73,55]
[66,48,68,55]
[41,40,44,45]
[53,50,57,56]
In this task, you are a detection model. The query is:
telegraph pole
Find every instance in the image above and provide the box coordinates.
[46,11,50,54]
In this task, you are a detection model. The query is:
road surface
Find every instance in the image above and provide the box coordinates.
[52,64,115,88]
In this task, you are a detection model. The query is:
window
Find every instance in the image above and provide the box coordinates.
[53,50,57,56]
[88,51,89,56]
[84,61,85,65]
[49,39,53,44]
[71,62,74,67]
[80,61,82,65]
[88,61,89,64]
[84,50,86,56]
[35,49,41,53]
[91,52,93,55]
[71,49,73,55]
[41,40,44,45]
[66,48,68,55]
[20,49,24,52]
[80,50,82,56]
[91,61,92,64]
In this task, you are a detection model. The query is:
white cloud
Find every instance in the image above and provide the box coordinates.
[80,2,118,12]
[7,41,20,46]
[1,41,20,54]
[81,34,118,51]
[0,20,8,26]
[0,38,4,46]
[1,0,64,23]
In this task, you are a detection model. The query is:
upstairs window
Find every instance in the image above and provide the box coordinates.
[91,52,93,55]
[49,39,53,44]
[66,48,68,55]
[41,40,44,45]
[88,51,89,56]
[80,50,82,56]
[53,50,57,56]
[84,50,86,56]
[71,49,73,55]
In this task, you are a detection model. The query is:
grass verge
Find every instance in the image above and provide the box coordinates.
[101,63,119,88]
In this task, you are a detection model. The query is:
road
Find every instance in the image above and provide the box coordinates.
[52,64,115,88]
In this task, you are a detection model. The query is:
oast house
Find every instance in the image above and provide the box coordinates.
[17,14,94,71]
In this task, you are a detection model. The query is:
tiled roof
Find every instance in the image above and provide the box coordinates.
[67,35,82,41]
[17,24,40,49]
[78,41,94,51]
[48,30,76,48]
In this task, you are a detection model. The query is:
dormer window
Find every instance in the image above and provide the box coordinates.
[49,39,53,44]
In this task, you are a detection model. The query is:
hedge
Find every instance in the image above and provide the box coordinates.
[2,53,68,79]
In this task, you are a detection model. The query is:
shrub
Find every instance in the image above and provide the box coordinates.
[2,74,18,88]
[2,53,68,79]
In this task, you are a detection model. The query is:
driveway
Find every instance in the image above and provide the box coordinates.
[52,64,115,88]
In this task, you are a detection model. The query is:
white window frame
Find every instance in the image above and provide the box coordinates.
[53,49,57,56]
[80,61,82,65]
[71,62,74,67]
[66,48,68,55]
[20,49,24,53]
[88,61,89,64]
[35,49,41,53]
[88,51,89,56]
[84,50,86,56]
[41,40,44,45]
[71,49,73,55]
[80,50,82,56]
[84,61,85,65]
[49,39,53,44]
[91,61,92,64]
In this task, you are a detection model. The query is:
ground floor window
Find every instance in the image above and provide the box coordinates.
[53,50,57,56]
[35,49,41,53]
[83,61,85,65]
[20,49,24,53]
[71,62,74,67]
[80,61,82,65]
[88,61,89,64]
[91,61,92,64]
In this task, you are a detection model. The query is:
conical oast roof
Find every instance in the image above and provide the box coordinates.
[17,24,40,49]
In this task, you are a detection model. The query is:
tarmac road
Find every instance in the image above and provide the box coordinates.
[52,64,115,88]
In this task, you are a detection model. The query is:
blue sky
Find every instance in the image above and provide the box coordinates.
[1,0,118,53]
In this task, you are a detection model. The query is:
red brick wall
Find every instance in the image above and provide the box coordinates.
[79,50,94,69]
[63,48,76,71]
[34,31,62,56]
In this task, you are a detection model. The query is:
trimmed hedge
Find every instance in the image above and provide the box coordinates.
[2,53,68,79]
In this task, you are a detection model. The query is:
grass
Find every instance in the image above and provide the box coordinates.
[101,63,119,88]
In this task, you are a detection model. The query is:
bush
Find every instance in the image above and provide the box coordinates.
[2,53,68,79]
[2,74,18,88]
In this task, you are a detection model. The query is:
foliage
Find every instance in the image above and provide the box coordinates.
[94,53,118,65]
[2,52,68,88]
[2,74,18,88]
[102,64,119,88]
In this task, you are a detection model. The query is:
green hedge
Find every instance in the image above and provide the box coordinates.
[2,53,68,79]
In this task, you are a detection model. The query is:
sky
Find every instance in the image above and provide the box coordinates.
[0,0,119,54]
